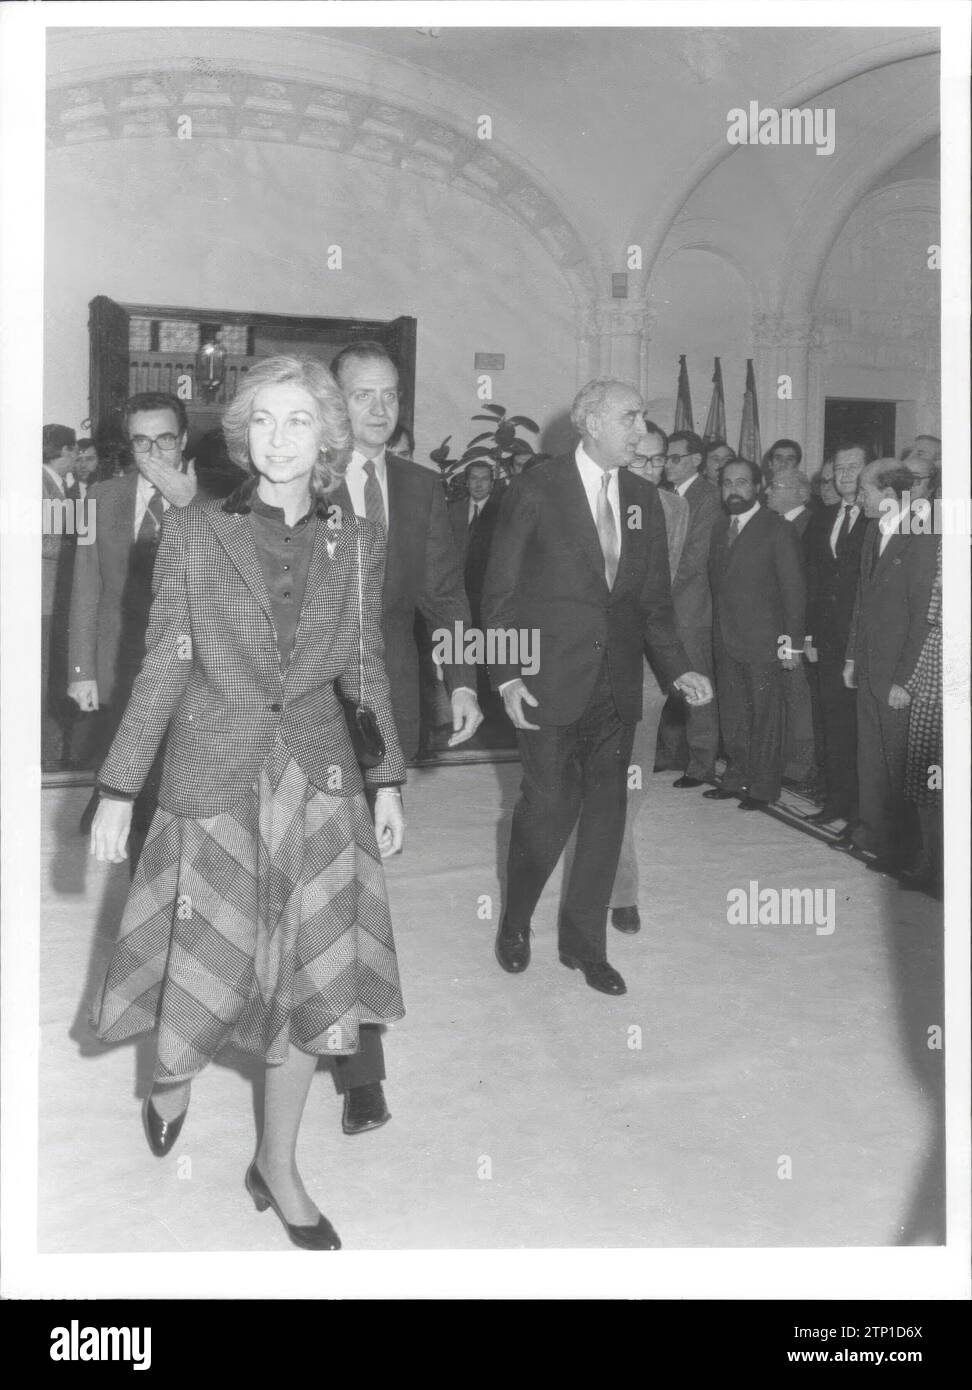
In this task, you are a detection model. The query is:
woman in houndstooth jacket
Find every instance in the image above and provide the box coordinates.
[89,355,407,1250]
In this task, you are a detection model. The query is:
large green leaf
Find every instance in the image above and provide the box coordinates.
[507,415,540,432]
[465,430,496,447]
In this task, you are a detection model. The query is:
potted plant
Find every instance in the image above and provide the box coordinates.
[431,403,550,501]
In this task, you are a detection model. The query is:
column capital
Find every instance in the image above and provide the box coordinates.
[752,311,823,351]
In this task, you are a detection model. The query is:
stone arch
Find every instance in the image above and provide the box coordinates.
[47,49,600,318]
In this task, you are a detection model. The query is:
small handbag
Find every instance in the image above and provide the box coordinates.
[340,526,387,768]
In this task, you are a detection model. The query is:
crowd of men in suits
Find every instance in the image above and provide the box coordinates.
[41,358,944,1017]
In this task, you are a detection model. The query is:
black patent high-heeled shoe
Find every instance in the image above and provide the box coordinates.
[143,1093,189,1157]
[244,1163,342,1251]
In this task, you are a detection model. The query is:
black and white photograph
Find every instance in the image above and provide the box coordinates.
[1,0,969,1310]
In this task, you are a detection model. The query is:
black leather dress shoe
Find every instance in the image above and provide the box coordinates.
[737,796,765,811]
[703,787,737,801]
[143,1096,189,1158]
[341,1082,390,1135]
[673,775,703,788]
[559,953,626,995]
[245,1163,341,1250]
[611,905,641,933]
[495,918,531,973]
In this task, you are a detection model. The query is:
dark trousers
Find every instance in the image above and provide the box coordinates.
[715,648,784,802]
[811,656,859,818]
[505,661,635,963]
[333,1024,386,1091]
[854,680,914,862]
[655,625,718,779]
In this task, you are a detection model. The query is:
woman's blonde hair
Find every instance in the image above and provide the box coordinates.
[222,354,352,499]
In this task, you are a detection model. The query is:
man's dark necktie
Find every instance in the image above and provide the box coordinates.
[727,516,740,546]
[596,472,620,589]
[469,500,481,530]
[136,487,165,548]
[362,458,386,529]
[835,504,852,557]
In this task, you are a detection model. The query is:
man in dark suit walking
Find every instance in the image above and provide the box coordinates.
[482,379,711,996]
[68,393,197,834]
[448,460,505,737]
[803,441,869,825]
[655,429,722,789]
[842,459,938,873]
[704,459,806,810]
[330,341,481,1132]
[330,342,481,765]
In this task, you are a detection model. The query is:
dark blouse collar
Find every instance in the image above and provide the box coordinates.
[222,474,332,519]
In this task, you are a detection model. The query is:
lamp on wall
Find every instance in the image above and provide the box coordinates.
[195,324,226,401]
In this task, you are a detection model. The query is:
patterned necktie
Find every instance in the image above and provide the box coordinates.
[835,504,852,557]
[727,516,740,546]
[362,458,386,529]
[596,472,620,589]
[137,486,164,546]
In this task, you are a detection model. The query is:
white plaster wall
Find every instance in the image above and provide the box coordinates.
[44,136,576,465]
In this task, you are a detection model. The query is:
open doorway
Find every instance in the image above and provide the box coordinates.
[824,398,897,460]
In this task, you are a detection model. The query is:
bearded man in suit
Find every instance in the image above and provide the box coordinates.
[704,459,806,810]
[482,379,712,997]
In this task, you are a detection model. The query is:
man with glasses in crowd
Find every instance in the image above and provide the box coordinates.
[67,392,197,853]
[655,429,722,792]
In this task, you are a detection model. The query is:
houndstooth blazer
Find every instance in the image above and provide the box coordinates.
[98,482,406,817]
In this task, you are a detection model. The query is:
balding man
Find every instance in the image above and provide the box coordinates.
[482,379,712,995]
[842,459,938,873]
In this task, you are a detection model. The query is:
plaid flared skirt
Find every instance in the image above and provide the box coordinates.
[90,735,404,1081]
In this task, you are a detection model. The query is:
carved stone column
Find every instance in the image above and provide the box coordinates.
[751,311,822,463]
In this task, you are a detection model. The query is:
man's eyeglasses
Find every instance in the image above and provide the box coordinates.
[635,453,668,466]
[130,433,180,455]
[665,451,690,463]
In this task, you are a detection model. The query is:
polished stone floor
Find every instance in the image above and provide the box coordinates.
[39,764,944,1252]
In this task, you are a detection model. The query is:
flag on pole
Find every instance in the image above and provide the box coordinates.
[673,355,694,433]
[738,358,761,465]
[702,357,727,445]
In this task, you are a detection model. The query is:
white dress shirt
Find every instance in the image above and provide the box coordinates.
[784,504,807,523]
[345,448,390,523]
[674,473,697,499]
[729,499,761,535]
[133,472,171,539]
[575,443,621,533]
[878,499,909,556]
[42,464,66,496]
[829,502,860,557]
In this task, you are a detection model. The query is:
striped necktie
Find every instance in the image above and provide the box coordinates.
[727,516,740,546]
[362,458,386,529]
[596,472,620,589]
[137,486,164,546]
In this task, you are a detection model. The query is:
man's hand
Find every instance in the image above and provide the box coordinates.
[842,660,857,689]
[68,679,99,711]
[888,684,912,710]
[90,798,133,863]
[447,687,484,747]
[139,455,198,508]
[501,678,541,730]
[673,672,713,707]
[374,789,404,858]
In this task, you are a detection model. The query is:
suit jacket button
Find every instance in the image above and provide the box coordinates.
[268,703,281,712]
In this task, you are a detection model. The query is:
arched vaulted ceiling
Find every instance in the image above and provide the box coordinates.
[48,25,940,319]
